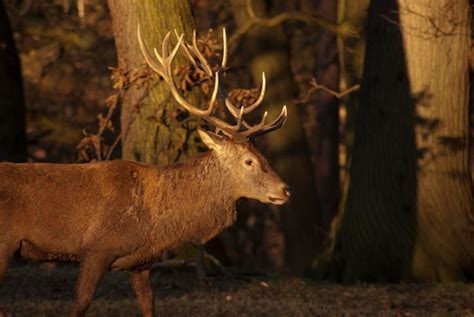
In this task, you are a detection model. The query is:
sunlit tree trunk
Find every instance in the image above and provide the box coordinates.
[231,0,322,274]
[108,0,200,164]
[337,0,369,88]
[0,0,26,162]
[329,0,474,282]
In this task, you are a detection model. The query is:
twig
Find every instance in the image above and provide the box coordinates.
[94,101,117,161]
[104,80,151,161]
[202,249,227,275]
[297,78,360,104]
[97,103,116,136]
[105,133,122,161]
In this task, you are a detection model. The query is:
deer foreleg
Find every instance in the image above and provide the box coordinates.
[70,254,112,317]
[128,269,155,317]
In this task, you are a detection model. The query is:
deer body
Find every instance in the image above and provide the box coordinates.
[0,153,238,269]
[0,138,289,317]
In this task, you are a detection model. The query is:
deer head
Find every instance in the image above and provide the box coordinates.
[137,27,291,205]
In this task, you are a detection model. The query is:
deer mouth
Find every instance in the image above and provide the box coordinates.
[268,196,288,205]
[268,186,291,205]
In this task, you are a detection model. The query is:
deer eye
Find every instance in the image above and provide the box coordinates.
[244,158,254,167]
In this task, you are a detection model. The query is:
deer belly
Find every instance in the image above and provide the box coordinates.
[19,240,81,262]
[109,251,158,271]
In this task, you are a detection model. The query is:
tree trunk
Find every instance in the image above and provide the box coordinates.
[107,0,200,164]
[297,0,340,230]
[337,0,369,85]
[328,0,474,282]
[0,0,27,162]
[336,0,369,171]
[230,0,322,274]
[312,0,340,231]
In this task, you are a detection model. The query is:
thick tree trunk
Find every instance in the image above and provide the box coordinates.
[230,0,322,274]
[0,0,27,162]
[329,0,474,282]
[107,0,199,164]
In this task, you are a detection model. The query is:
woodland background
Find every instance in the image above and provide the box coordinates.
[0,0,473,315]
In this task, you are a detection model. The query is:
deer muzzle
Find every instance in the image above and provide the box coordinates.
[268,184,291,205]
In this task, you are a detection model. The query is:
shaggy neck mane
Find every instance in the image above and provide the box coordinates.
[149,151,237,248]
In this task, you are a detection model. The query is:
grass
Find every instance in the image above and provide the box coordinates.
[1,263,473,316]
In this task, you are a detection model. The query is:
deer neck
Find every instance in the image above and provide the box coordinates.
[150,152,237,246]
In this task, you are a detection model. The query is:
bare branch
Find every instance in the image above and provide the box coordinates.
[105,133,121,161]
[228,0,358,46]
[297,78,360,104]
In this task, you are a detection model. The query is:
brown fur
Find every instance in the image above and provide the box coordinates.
[0,135,289,317]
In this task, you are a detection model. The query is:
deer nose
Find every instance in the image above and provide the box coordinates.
[283,186,291,199]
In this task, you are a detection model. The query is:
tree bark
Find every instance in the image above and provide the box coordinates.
[329,0,474,282]
[336,0,369,166]
[312,0,340,231]
[230,0,322,274]
[297,0,340,230]
[0,0,27,162]
[107,0,200,164]
[337,0,369,85]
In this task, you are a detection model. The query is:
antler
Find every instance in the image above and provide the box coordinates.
[137,25,287,141]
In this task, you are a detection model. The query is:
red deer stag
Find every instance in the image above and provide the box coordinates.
[0,27,290,317]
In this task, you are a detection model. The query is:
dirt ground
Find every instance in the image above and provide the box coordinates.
[0,264,473,317]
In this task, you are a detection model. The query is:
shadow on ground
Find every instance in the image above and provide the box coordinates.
[1,263,473,316]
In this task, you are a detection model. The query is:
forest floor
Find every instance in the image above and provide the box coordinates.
[1,264,473,316]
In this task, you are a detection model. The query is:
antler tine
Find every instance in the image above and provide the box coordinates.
[168,33,184,63]
[221,28,228,69]
[137,25,164,76]
[153,33,183,81]
[224,72,266,119]
[161,32,172,60]
[174,29,198,68]
[245,72,266,112]
[189,30,213,76]
[233,106,245,131]
[244,105,288,138]
[245,110,268,133]
[206,105,246,138]
[156,32,183,67]
[209,71,220,113]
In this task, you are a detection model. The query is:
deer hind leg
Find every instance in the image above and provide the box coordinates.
[70,254,112,317]
[0,240,19,317]
[0,246,14,283]
[128,269,155,317]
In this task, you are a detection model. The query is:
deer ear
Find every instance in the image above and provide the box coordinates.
[198,129,225,151]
